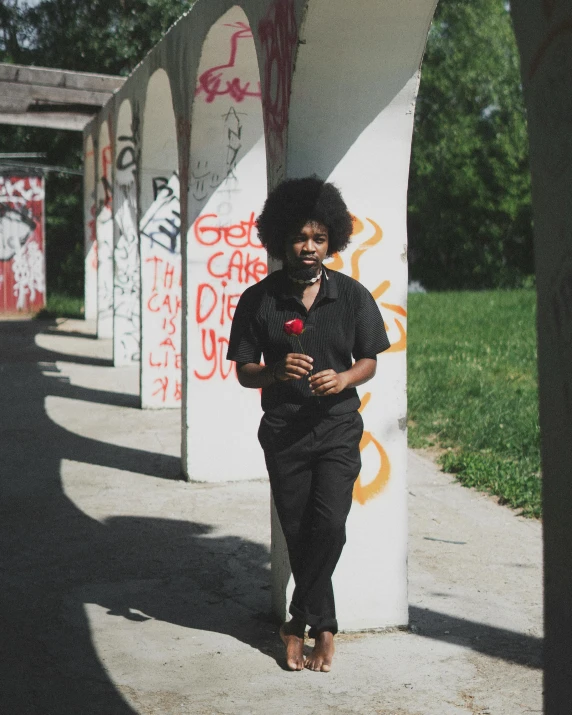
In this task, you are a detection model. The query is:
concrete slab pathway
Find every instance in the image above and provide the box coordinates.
[0,318,542,714]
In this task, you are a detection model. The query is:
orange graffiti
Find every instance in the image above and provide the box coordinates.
[350,218,383,281]
[352,392,391,505]
[326,217,407,352]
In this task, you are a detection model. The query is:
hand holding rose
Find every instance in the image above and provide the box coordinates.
[273,353,314,382]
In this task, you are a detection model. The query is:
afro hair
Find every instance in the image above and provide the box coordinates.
[256,177,354,261]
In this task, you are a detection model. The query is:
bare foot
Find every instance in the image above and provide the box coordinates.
[305,630,335,672]
[280,624,305,671]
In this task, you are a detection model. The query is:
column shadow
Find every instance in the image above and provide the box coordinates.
[408,606,542,669]
[0,320,279,715]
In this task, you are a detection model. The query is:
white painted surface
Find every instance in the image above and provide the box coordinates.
[140,172,182,408]
[140,70,180,409]
[113,100,141,366]
[80,0,439,632]
[276,0,437,629]
[83,133,97,321]
[96,120,114,339]
[183,7,267,481]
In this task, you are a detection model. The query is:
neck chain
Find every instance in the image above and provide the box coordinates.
[289,270,322,285]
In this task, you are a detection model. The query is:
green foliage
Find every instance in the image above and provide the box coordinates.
[409,0,533,290]
[36,291,84,319]
[24,0,196,76]
[0,0,196,298]
[440,451,541,518]
[407,289,541,517]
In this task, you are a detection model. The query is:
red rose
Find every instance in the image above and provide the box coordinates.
[284,318,305,336]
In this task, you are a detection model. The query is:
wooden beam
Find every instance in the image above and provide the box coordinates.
[0,112,91,131]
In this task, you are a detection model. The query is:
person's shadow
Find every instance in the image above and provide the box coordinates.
[0,319,278,715]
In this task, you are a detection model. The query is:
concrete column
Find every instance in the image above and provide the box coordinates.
[113,99,141,366]
[268,0,438,629]
[96,118,114,339]
[139,69,181,408]
[510,3,572,710]
[83,132,98,321]
[182,6,267,480]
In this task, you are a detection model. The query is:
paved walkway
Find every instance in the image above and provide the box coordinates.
[0,318,542,715]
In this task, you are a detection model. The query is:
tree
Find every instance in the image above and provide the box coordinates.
[408,0,533,290]
[0,0,196,298]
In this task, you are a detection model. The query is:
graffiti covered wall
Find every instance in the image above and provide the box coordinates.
[96,120,114,338]
[140,172,182,407]
[113,100,141,365]
[184,6,267,480]
[0,175,46,313]
[83,135,97,321]
[140,69,180,408]
[80,0,440,632]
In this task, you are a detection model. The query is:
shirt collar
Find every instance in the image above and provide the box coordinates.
[275,264,338,301]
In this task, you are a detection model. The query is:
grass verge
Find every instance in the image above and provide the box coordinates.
[35,292,85,320]
[407,289,541,518]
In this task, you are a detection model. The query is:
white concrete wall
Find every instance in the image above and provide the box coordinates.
[510,2,572,710]
[269,0,438,630]
[96,119,114,339]
[140,69,180,408]
[113,99,141,365]
[84,0,439,632]
[83,132,97,321]
[183,6,267,481]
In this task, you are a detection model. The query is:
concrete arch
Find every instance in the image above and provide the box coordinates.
[182,4,267,481]
[96,116,114,339]
[69,0,572,693]
[83,132,97,321]
[139,68,181,408]
[113,98,140,366]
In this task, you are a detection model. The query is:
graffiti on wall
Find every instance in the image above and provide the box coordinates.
[324,216,407,504]
[192,211,267,381]
[114,130,141,363]
[258,0,297,178]
[97,142,114,335]
[0,175,45,313]
[140,173,181,406]
[191,106,246,203]
[195,22,262,104]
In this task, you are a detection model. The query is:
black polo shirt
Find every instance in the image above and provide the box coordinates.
[227,266,390,417]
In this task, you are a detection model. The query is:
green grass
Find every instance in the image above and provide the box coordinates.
[35,292,85,320]
[407,289,541,518]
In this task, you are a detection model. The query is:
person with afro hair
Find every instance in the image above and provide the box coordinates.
[227,177,390,672]
[255,176,354,262]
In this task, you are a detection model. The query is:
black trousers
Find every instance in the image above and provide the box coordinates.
[258,410,363,638]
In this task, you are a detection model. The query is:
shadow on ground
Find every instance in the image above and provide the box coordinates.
[409,606,542,669]
[0,320,276,715]
[0,320,542,714]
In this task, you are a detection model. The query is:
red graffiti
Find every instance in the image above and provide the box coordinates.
[193,211,261,248]
[100,144,113,210]
[144,255,182,402]
[0,175,46,313]
[192,211,268,381]
[196,282,241,326]
[258,0,297,164]
[152,377,182,402]
[195,22,262,103]
[207,250,266,283]
[194,328,234,381]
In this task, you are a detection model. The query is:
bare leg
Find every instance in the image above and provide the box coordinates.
[280,619,305,671]
[305,630,335,672]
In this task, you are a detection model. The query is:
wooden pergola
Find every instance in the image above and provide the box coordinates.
[0,63,124,131]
